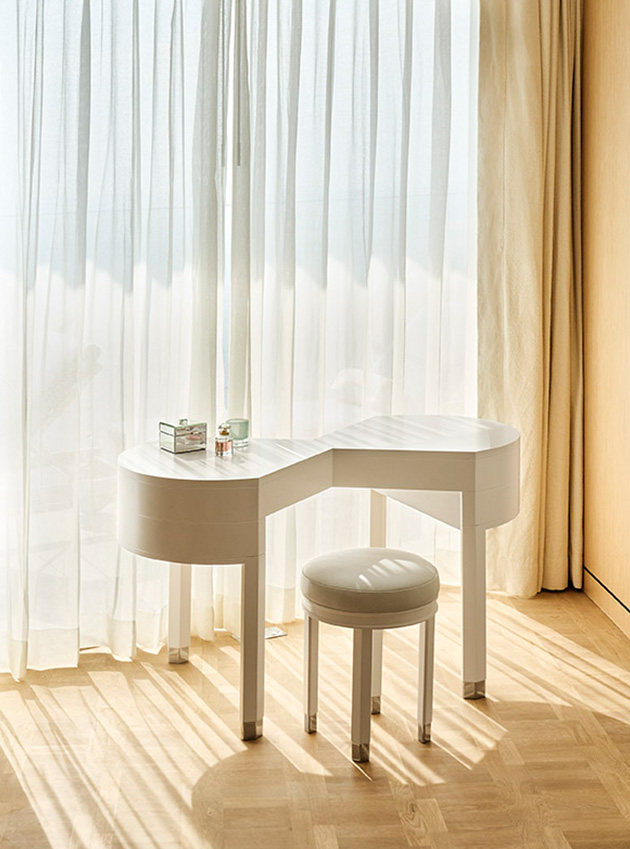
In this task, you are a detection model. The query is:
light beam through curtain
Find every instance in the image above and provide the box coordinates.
[220,0,480,625]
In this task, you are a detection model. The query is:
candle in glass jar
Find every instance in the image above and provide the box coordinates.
[226,417,249,447]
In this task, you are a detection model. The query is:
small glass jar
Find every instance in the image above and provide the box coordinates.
[226,417,249,447]
[215,423,233,457]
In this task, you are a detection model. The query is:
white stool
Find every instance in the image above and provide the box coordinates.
[301,546,440,763]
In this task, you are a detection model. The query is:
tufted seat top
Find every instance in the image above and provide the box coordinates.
[301,547,440,615]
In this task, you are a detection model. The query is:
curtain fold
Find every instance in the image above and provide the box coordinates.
[477,0,583,596]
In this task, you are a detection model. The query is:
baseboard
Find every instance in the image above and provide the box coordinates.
[583,569,630,640]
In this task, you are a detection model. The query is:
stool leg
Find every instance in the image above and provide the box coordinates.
[304,614,319,733]
[369,490,386,716]
[418,616,435,743]
[352,628,373,762]
[371,630,383,714]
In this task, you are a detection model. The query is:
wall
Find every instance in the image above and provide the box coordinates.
[583,0,630,637]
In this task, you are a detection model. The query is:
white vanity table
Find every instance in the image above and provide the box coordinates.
[117,415,519,740]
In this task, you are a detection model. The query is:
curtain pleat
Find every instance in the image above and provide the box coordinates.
[227,0,252,421]
[190,0,226,430]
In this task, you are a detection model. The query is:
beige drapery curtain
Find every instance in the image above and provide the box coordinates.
[478,0,583,597]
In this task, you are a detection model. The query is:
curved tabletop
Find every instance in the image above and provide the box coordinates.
[119,415,519,482]
[117,415,520,565]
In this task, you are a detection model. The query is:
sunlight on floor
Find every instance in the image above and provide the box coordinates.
[0,587,629,848]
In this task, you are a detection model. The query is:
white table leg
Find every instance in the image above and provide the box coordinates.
[461,494,486,699]
[370,490,386,713]
[168,563,192,663]
[241,545,266,741]
[370,489,387,545]
[370,631,383,714]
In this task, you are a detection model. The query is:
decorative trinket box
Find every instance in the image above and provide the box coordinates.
[159,419,207,453]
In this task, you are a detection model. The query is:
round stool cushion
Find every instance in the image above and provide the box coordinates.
[301,547,439,615]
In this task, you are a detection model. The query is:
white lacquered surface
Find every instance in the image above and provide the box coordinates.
[119,437,323,482]
[120,415,519,483]
[318,415,519,453]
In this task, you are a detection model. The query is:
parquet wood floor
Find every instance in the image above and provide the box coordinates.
[1,587,629,848]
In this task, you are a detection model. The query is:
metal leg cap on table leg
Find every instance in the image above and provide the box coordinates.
[352,743,370,763]
[418,723,431,743]
[241,720,263,741]
[463,680,485,700]
[168,647,190,664]
[304,714,317,734]
[370,696,381,715]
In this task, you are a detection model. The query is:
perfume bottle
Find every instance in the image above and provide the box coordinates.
[215,423,233,457]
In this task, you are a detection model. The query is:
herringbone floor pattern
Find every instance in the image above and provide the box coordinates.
[0,587,629,848]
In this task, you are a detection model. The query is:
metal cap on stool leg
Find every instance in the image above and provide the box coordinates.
[419,723,431,743]
[304,714,317,733]
[352,743,370,763]
[370,695,381,715]
[241,720,263,740]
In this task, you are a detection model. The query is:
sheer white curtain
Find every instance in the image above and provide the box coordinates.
[222,0,480,624]
[1,0,479,675]
[0,0,227,677]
